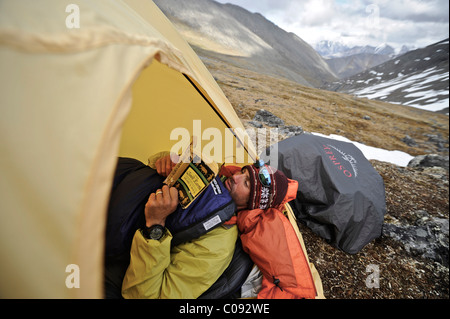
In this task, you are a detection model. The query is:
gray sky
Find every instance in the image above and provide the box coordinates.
[214,0,449,51]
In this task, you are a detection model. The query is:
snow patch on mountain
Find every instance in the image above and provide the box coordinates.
[349,66,449,113]
[324,39,449,114]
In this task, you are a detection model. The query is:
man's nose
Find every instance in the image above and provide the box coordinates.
[232,172,243,183]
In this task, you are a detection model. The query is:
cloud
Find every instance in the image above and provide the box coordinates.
[287,0,336,26]
[214,0,449,49]
[378,0,449,23]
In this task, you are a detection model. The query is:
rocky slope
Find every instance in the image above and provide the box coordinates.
[324,39,449,114]
[153,0,337,87]
[325,53,393,79]
[199,52,449,299]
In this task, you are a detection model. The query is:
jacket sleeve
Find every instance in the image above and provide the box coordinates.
[121,225,238,299]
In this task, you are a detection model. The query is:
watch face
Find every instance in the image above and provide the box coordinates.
[149,225,164,240]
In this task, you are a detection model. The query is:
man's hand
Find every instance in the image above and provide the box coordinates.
[145,185,179,227]
[155,154,179,177]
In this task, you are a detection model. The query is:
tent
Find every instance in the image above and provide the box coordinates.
[0,0,257,298]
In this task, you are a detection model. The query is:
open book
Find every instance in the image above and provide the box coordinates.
[163,141,219,209]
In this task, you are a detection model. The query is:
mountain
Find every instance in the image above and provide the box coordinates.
[323,39,449,114]
[374,43,396,56]
[315,40,350,58]
[316,41,413,79]
[153,0,337,87]
[153,1,447,114]
[398,44,414,56]
[325,53,392,79]
[315,40,399,59]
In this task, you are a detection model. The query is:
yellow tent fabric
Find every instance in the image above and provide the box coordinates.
[0,0,256,298]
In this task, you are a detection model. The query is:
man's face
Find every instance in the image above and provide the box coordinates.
[224,168,251,211]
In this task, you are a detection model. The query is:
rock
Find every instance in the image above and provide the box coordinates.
[425,133,448,145]
[253,109,285,127]
[279,125,303,138]
[363,115,371,120]
[407,154,449,170]
[383,212,449,266]
[422,167,448,180]
[424,133,449,152]
[248,120,263,128]
[402,135,418,147]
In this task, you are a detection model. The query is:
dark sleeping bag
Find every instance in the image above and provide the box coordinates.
[261,133,386,254]
[104,158,165,258]
[103,158,164,298]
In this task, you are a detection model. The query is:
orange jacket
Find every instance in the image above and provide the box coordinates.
[222,165,317,299]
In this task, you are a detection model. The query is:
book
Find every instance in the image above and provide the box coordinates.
[163,141,219,209]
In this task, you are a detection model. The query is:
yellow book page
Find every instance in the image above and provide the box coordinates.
[181,167,206,197]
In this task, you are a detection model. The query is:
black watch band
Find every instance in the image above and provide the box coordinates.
[142,224,166,240]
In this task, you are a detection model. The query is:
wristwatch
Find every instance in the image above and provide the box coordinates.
[142,224,166,240]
